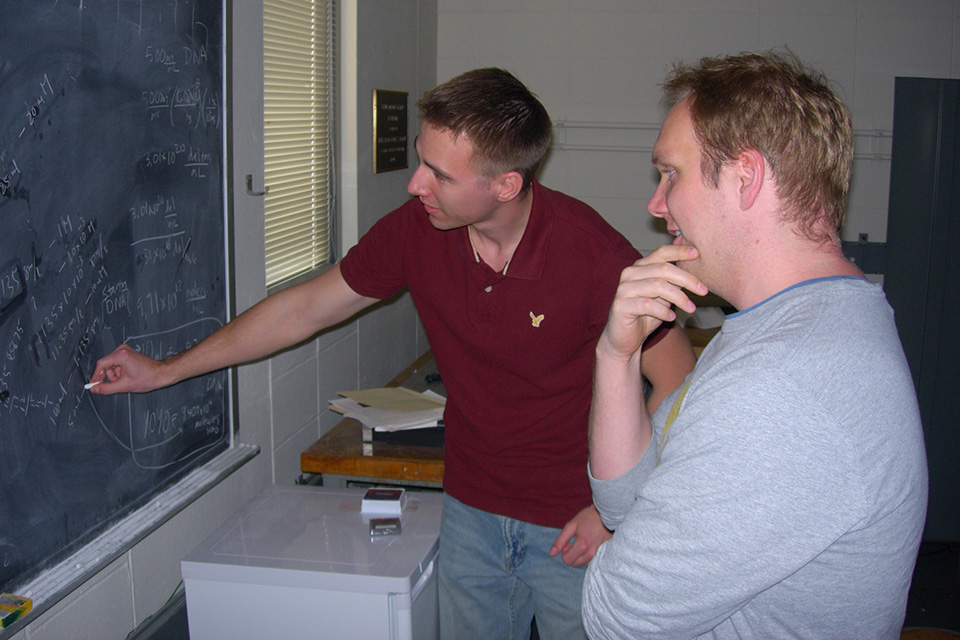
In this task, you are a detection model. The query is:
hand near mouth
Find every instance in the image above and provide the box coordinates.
[598,244,707,360]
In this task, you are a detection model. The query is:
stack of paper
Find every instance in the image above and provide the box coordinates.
[329,387,445,432]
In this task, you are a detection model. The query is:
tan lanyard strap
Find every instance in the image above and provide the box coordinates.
[657,378,691,465]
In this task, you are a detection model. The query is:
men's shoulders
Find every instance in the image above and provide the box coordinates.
[533,181,639,257]
[340,197,435,298]
[370,197,431,231]
[768,280,899,372]
[348,197,442,252]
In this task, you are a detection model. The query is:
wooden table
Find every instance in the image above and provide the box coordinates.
[300,320,722,488]
[300,350,445,488]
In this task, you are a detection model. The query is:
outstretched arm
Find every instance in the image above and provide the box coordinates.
[88,264,377,394]
[589,245,705,481]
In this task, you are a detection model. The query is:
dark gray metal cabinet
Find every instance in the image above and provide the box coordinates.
[885,77,960,542]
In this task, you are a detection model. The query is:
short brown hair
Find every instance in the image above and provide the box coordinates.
[418,68,552,193]
[663,50,853,243]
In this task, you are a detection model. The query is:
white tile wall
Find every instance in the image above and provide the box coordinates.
[439,0,960,253]
[316,333,360,424]
[357,294,424,390]
[24,558,133,640]
[273,332,361,484]
[128,469,253,624]
[271,343,322,444]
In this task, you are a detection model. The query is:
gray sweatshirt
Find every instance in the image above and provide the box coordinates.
[583,277,928,640]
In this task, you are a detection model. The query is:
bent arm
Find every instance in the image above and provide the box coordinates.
[589,245,704,481]
[90,264,377,394]
[640,324,696,412]
[584,376,863,639]
[589,334,651,481]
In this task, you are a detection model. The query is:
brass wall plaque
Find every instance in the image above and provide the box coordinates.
[373,89,408,173]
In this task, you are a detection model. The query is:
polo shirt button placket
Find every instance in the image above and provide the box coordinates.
[474,272,500,326]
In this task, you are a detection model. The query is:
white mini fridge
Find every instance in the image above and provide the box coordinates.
[181,485,442,640]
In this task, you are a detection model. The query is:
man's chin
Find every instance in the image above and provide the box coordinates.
[427,215,454,230]
[675,257,703,280]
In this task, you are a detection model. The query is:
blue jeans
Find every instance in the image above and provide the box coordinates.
[438,494,588,640]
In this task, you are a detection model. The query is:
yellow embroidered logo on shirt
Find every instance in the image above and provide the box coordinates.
[530,312,544,327]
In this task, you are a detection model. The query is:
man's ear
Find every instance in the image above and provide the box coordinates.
[496,171,524,202]
[736,148,765,210]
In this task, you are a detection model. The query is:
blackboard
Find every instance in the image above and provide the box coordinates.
[0,0,229,592]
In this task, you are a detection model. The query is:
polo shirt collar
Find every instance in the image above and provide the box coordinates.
[457,179,552,280]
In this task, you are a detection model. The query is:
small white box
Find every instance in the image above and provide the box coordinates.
[361,487,407,515]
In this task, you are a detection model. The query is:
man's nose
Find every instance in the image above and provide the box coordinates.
[408,166,428,196]
[647,183,667,218]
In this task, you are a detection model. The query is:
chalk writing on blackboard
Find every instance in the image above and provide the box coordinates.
[0,0,230,593]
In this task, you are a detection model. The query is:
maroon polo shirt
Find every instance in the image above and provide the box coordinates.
[340,180,662,528]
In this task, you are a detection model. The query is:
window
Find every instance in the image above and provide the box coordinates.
[263,0,336,287]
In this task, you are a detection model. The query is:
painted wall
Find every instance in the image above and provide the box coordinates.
[8,2,437,638]
[353,0,437,389]
[437,0,960,255]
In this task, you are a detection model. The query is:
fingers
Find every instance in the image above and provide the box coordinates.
[551,505,611,567]
[90,368,126,395]
[599,244,707,359]
[550,526,590,566]
[616,266,698,317]
[621,245,706,314]
[636,243,700,266]
[549,521,577,558]
[625,246,707,307]
[550,520,592,566]
[561,537,596,567]
[87,344,149,395]
[87,365,124,395]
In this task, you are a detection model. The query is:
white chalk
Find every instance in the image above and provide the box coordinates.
[83,380,102,390]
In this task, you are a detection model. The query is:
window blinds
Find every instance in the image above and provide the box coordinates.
[263,0,336,287]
